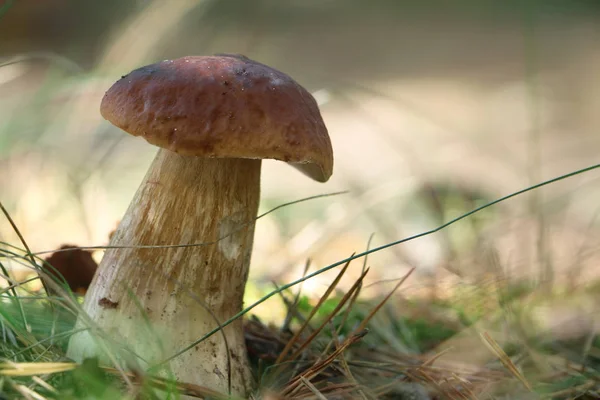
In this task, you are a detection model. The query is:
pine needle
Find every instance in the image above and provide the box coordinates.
[481,331,532,391]
[275,255,354,364]
[0,361,76,376]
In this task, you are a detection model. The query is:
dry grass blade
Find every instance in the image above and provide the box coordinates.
[31,376,59,394]
[310,244,371,400]
[411,368,456,400]
[275,255,354,364]
[481,331,532,391]
[315,382,364,398]
[0,202,36,267]
[370,378,399,398]
[544,380,597,399]
[325,322,369,400]
[274,282,311,332]
[9,380,46,400]
[281,329,369,397]
[355,267,415,333]
[334,237,373,340]
[421,347,455,367]
[299,376,328,400]
[453,373,480,400]
[0,201,51,298]
[0,362,77,376]
[281,259,312,333]
[286,267,370,363]
[445,380,470,400]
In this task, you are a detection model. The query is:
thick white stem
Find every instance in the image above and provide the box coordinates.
[67,149,260,395]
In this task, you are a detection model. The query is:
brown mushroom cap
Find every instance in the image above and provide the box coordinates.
[100,54,333,182]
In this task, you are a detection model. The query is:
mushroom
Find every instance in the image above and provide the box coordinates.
[43,244,98,295]
[66,54,333,396]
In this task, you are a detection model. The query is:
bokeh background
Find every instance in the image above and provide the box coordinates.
[2,0,600,323]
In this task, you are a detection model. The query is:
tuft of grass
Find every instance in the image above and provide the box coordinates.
[2,166,600,398]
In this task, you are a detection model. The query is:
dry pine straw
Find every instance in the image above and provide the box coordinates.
[3,251,600,399]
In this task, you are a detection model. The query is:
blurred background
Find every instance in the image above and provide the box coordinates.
[1,0,600,316]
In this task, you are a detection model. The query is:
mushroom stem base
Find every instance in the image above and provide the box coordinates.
[67,150,261,396]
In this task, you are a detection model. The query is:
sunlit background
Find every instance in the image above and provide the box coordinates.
[2,0,600,335]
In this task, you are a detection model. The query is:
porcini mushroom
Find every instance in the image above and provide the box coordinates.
[43,244,98,295]
[66,55,333,395]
